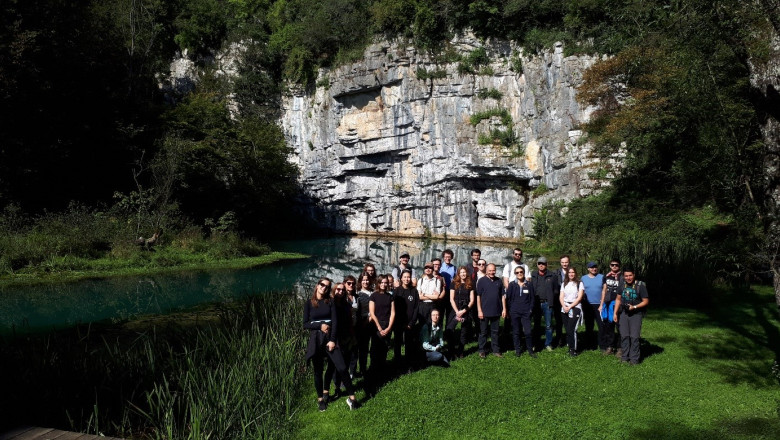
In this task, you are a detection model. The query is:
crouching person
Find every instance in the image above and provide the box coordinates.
[421,309,449,367]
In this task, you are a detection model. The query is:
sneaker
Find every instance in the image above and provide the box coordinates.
[318,399,327,412]
[545,346,553,352]
[346,397,358,410]
[528,351,538,358]
[322,393,330,403]
[569,350,578,357]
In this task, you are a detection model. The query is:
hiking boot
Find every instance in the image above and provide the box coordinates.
[346,397,358,410]
[318,399,327,412]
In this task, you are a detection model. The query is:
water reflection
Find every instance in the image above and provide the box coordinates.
[0,237,541,334]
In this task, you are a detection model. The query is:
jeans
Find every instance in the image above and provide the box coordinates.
[425,350,449,366]
[541,301,554,347]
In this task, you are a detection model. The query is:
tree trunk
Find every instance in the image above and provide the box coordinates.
[752,3,780,308]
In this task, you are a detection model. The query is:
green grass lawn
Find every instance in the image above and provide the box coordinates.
[295,286,780,439]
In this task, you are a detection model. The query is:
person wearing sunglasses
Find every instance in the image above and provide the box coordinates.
[342,275,359,377]
[505,266,537,358]
[601,259,623,356]
[304,278,358,411]
[531,256,560,352]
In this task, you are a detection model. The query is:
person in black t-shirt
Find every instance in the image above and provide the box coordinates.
[367,275,395,394]
[446,266,475,358]
[393,270,420,372]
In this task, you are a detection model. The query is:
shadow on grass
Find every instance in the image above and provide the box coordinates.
[667,286,780,388]
[631,415,780,439]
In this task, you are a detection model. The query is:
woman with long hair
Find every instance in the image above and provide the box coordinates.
[559,267,584,357]
[329,282,357,397]
[355,273,373,377]
[367,274,395,394]
[303,278,358,411]
[342,275,359,376]
[446,266,475,358]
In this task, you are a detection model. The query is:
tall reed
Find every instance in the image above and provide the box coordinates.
[0,292,307,439]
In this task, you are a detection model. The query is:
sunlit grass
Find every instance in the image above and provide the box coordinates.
[296,286,780,439]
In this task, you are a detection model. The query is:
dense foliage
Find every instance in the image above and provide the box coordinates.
[2,0,776,290]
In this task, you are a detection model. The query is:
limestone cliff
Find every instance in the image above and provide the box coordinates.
[280,35,610,239]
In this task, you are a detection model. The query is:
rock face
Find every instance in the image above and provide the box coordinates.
[282,35,605,239]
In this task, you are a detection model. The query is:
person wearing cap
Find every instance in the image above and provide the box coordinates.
[418,262,443,323]
[531,256,560,352]
[614,266,649,365]
[601,258,623,355]
[392,253,417,288]
[581,261,605,350]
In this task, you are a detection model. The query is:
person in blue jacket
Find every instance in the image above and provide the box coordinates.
[504,266,537,358]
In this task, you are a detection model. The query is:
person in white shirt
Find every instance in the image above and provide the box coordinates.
[560,267,584,357]
[418,262,443,323]
[502,248,530,288]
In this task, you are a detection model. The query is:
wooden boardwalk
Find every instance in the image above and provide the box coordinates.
[0,427,124,440]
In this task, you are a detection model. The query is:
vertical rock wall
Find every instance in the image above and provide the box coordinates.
[281,35,605,239]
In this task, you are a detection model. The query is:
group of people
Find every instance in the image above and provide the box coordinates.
[303,247,649,411]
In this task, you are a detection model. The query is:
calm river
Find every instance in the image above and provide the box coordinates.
[0,237,545,334]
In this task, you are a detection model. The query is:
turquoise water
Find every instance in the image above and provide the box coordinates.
[0,237,541,334]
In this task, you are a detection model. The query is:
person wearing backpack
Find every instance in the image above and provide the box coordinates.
[614,267,649,365]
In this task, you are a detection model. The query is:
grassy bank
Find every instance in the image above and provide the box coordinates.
[297,286,780,439]
[0,293,308,439]
[0,250,306,288]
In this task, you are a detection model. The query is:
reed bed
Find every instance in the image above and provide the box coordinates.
[0,292,307,439]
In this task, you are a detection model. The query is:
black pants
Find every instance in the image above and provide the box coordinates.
[583,304,605,350]
[562,308,582,353]
[331,338,355,389]
[393,322,419,371]
[479,316,501,354]
[367,322,392,392]
[356,320,371,374]
[445,309,473,355]
[418,301,434,324]
[510,313,533,353]
[312,345,354,398]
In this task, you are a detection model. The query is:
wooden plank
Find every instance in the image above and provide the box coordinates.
[42,433,84,440]
[0,428,125,440]
[0,428,53,440]
[0,427,35,440]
